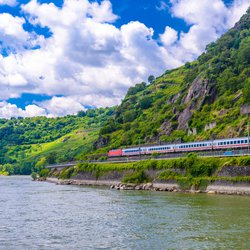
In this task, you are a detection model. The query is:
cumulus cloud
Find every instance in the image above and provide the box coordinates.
[0,101,47,118]
[0,0,17,6]
[0,0,249,118]
[160,26,178,46]
[165,0,250,60]
[40,96,86,117]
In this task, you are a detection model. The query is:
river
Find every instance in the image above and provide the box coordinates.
[0,176,250,249]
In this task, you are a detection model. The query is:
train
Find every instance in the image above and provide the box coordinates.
[108,137,250,157]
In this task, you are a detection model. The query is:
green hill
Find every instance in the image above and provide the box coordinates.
[0,9,249,175]
[95,8,250,152]
[0,107,115,174]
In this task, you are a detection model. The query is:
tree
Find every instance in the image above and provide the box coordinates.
[148,75,155,83]
[123,110,137,123]
[140,96,153,109]
[77,110,86,117]
[35,157,47,172]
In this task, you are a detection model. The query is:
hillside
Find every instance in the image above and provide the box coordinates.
[0,9,250,175]
[0,107,115,174]
[95,8,250,153]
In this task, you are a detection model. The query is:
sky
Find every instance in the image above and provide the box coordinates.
[0,0,249,118]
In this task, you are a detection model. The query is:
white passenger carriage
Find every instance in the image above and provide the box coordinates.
[109,137,250,157]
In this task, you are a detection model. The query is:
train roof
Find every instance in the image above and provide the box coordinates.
[214,137,249,141]
[114,137,249,152]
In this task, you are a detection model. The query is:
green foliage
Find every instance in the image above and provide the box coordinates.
[31,172,38,180]
[139,96,153,109]
[39,169,50,178]
[243,78,250,103]
[0,164,14,175]
[0,106,115,174]
[127,82,146,96]
[222,156,250,167]
[59,167,75,179]
[122,170,151,184]
[148,75,155,83]
[157,170,181,180]
[123,110,137,123]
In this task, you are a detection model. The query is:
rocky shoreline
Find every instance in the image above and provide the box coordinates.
[45,177,250,195]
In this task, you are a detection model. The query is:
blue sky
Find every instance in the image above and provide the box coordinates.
[0,0,249,118]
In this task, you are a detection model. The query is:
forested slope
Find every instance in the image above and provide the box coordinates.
[95,9,250,152]
[0,107,115,174]
[0,9,250,175]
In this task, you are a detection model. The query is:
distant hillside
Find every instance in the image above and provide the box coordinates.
[0,107,115,174]
[95,8,250,152]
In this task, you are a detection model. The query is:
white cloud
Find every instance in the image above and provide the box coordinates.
[0,0,17,6]
[40,96,85,117]
[0,102,47,118]
[89,0,118,23]
[160,26,178,46]
[162,0,250,61]
[0,0,249,118]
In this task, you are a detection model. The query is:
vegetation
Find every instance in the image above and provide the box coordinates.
[47,155,250,190]
[94,10,250,152]
[0,107,115,174]
[1,10,250,176]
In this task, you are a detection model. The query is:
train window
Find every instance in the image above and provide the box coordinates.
[234,141,236,144]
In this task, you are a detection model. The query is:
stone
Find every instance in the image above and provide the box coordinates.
[207,191,216,194]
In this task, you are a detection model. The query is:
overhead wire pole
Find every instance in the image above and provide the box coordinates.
[139,137,141,159]
[248,121,250,155]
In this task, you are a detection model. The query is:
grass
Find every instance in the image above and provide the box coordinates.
[8,128,99,165]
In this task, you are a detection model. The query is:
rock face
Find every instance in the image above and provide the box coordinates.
[217,166,250,177]
[188,128,197,135]
[177,77,216,130]
[159,121,173,136]
[93,135,110,149]
[178,108,192,130]
[240,105,250,115]
[204,122,216,131]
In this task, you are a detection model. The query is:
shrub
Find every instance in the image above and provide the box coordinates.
[31,172,38,180]
[59,167,75,179]
[39,168,50,178]
[123,170,151,184]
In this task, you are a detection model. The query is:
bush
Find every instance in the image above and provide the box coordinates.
[59,167,75,179]
[39,169,50,178]
[31,172,38,180]
[123,170,151,184]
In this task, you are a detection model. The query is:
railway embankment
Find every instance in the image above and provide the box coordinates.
[40,155,250,195]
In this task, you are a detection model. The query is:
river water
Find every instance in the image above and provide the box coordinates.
[0,176,250,250]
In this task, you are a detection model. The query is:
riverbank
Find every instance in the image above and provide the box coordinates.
[44,177,250,195]
[41,156,250,195]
